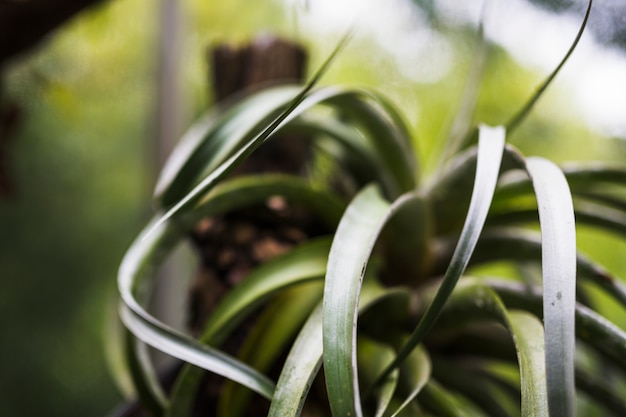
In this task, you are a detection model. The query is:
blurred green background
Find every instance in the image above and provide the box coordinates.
[1,0,625,415]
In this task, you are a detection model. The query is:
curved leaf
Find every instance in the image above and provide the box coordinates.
[322,184,392,417]
[119,303,275,399]
[434,283,548,417]
[155,86,301,206]
[505,0,593,133]
[489,200,626,241]
[155,34,349,207]
[390,344,431,417]
[167,238,331,417]
[217,282,323,417]
[428,142,524,235]
[357,337,399,417]
[526,157,577,417]
[199,238,331,345]
[184,174,346,229]
[268,283,411,417]
[376,124,505,384]
[576,367,626,416]
[149,38,351,231]
[285,113,398,195]
[418,380,478,417]
[494,163,626,207]
[435,227,626,308]
[487,280,626,376]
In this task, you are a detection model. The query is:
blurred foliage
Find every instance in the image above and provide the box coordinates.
[0,0,625,415]
[0,0,154,415]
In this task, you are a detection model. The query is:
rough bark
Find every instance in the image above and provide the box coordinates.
[183,36,319,417]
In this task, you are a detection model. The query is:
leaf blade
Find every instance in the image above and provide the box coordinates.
[376,124,505,383]
[526,157,577,417]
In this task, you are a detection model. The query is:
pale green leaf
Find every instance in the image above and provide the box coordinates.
[268,283,410,417]
[526,157,577,417]
[217,282,323,417]
[376,124,505,384]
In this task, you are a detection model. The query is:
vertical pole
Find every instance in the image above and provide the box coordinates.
[150,0,192,352]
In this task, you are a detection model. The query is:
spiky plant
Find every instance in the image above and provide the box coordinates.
[114,2,626,416]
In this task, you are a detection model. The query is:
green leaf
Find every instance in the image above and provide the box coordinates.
[119,303,275,399]
[377,124,505,384]
[155,86,302,207]
[123,331,168,416]
[438,227,626,308]
[509,312,549,417]
[489,199,626,240]
[199,238,331,345]
[322,184,428,417]
[418,380,479,417]
[148,36,349,231]
[167,238,331,417]
[576,366,626,416]
[488,280,626,376]
[525,157,577,417]
[285,113,398,195]
[357,337,398,417]
[184,174,346,229]
[322,185,391,417]
[323,89,417,195]
[217,282,323,417]
[118,220,275,406]
[289,87,418,197]
[494,163,626,207]
[390,345,431,417]
[434,283,548,417]
[428,143,524,235]
[430,358,514,417]
[268,282,410,417]
[505,0,593,133]
[267,303,324,417]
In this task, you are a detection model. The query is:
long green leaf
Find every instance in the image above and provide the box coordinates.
[268,283,410,417]
[118,220,275,404]
[494,163,626,207]
[148,36,349,232]
[526,157,577,417]
[576,367,626,416]
[505,0,593,133]
[167,239,331,417]
[487,280,626,376]
[375,124,505,385]
[267,303,324,417]
[418,380,478,417]
[322,185,391,417]
[184,174,345,228]
[390,344,431,417]
[357,337,399,417]
[445,228,626,308]
[489,200,626,240]
[217,282,323,417]
[119,303,275,398]
[322,183,431,417]
[199,238,331,345]
[434,283,548,417]
[155,86,302,206]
